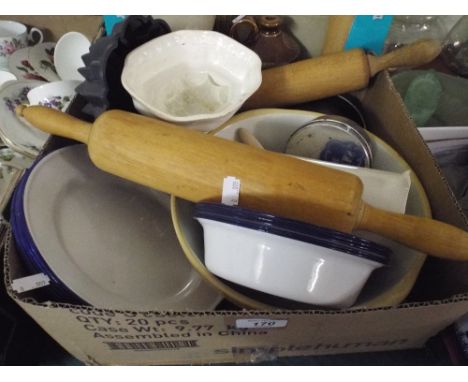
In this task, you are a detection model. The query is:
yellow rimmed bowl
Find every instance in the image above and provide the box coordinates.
[171,108,431,310]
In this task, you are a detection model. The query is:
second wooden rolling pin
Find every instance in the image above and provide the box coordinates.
[18,105,468,261]
[243,39,441,109]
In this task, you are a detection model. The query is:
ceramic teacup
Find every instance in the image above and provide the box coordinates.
[27,80,80,111]
[54,31,90,81]
[0,20,44,70]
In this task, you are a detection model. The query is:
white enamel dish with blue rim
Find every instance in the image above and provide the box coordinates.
[13,144,222,310]
[194,202,391,308]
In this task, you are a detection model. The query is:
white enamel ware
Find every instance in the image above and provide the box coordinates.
[196,211,387,308]
[121,30,262,132]
[22,144,222,310]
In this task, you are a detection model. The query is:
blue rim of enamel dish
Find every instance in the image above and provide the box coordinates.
[193,202,391,265]
[10,159,88,306]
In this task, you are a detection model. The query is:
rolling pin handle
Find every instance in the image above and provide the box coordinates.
[357,202,468,261]
[17,105,92,144]
[367,39,442,77]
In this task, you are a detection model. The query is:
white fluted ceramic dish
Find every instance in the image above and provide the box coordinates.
[121,30,262,132]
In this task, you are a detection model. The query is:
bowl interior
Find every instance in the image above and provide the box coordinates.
[27,80,80,106]
[121,30,262,122]
[171,108,431,310]
[54,32,90,81]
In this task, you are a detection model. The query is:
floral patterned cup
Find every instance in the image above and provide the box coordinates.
[27,80,80,111]
[0,20,44,70]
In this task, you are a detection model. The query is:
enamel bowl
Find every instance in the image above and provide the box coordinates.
[121,30,262,132]
[194,202,391,308]
[171,108,432,310]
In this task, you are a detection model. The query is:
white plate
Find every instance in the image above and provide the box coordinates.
[7,47,48,81]
[23,144,222,310]
[28,42,60,82]
[172,109,432,309]
[0,80,49,157]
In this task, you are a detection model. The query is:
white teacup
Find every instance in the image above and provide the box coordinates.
[0,20,44,70]
[27,80,80,111]
[54,31,90,81]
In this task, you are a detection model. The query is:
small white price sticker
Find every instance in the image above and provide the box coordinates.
[221,176,241,206]
[11,273,50,293]
[236,318,288,329]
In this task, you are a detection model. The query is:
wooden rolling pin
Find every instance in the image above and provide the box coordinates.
[321,15,355,55]
[243,39,441,109]
[18,105,468,261]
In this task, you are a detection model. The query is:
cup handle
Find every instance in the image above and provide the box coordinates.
[230,16,259,45]
[28,27,44,45]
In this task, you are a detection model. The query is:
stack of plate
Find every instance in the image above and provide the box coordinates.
[0,39,87,159]
[0,80,49,158]
[10,144,222,310]
[0,42,58,157]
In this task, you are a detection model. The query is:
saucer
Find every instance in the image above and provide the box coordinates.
[28,42,60,82]
[0,80,49,157]
[7,47,48,82]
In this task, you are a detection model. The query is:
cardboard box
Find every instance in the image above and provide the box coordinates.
[2,15,468,365]
[2,70,468,365]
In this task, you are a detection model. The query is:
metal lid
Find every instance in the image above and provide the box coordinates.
[285,115,373,167]
[194,202,391,265]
